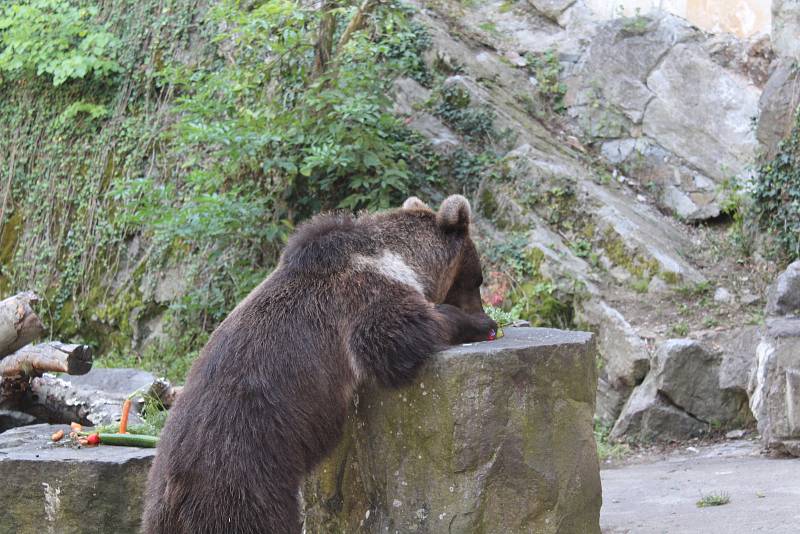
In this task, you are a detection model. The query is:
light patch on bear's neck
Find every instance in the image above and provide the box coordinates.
[353,250,424,294]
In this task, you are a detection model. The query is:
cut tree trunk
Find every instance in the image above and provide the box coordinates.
[0,342,93,378]
[0,292,45,358]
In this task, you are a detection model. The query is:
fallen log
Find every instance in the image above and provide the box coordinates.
[0,342,92,378]
[0,292,45,358]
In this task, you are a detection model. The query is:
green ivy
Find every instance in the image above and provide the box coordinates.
[753,107,800,259]
[432,83,496,143]
[0,0,121,86]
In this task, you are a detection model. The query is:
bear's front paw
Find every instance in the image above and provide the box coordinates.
[458,313,497,343]
[478,315,499,341]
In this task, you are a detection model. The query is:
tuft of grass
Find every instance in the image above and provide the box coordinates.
[675,281,712,298]
[631,277,650,293]
[479,21,498,34]
[696,492,730,508]
[594,419,630,461]
[498,1,515,13]
[671,322,689,336]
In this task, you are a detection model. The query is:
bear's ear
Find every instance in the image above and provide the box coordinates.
[437,194,471,231]
[402,196,431,211]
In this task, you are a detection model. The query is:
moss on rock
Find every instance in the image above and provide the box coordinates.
[304,327,602,533]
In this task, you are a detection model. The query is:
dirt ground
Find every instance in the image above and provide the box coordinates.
[600,439,800,533]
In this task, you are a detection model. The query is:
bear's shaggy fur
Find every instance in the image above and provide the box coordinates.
[142,195,496,533]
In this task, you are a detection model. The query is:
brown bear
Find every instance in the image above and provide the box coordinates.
[141,194,497,533]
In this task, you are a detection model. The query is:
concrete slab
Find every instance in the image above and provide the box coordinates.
[601,441,800,533]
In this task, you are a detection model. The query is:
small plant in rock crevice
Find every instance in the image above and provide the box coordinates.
[670,322,689,337]
[719,176,756,259]
[594,419,629,461]
[432,83,497,143]
[524,48,566,114]
[619,7,650,35]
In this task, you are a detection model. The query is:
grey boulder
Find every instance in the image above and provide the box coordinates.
[304,327,602,534]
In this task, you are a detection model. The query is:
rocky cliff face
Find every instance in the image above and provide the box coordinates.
[396,0,793,443]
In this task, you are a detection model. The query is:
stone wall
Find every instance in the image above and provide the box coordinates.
[0,328,601,533]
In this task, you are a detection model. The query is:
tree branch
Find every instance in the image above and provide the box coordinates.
[312,2,337,78]
[336,0,377,53]
[0,342,93,378]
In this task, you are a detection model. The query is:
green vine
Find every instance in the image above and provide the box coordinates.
[754,106,800,260]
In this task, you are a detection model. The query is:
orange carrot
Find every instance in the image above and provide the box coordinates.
[119,399,132,434]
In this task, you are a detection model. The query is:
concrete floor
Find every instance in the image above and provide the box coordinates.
[600,441,800,534]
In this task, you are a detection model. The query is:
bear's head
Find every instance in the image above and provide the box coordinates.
[391,194,493,320]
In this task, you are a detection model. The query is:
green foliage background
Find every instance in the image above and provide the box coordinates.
[0,0,448,381]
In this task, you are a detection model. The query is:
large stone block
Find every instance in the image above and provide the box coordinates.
[611,338,752,442]
[643,42,760,182]
[0,424,154,534]
[749,318,800,456]
[772,0,800,60]
[654,339,746,425]
[610,374,707,442]
[303,327,601,534]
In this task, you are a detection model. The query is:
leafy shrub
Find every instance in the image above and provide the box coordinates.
[0,0,121,85]
[119,0,441,253]
[432,83,496,143]
[525,48,566,113]
[484,305,521,326]
[99,0,445,378]
[753,108,800,259]
[480,237,575,328]
[381,15,432,86]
